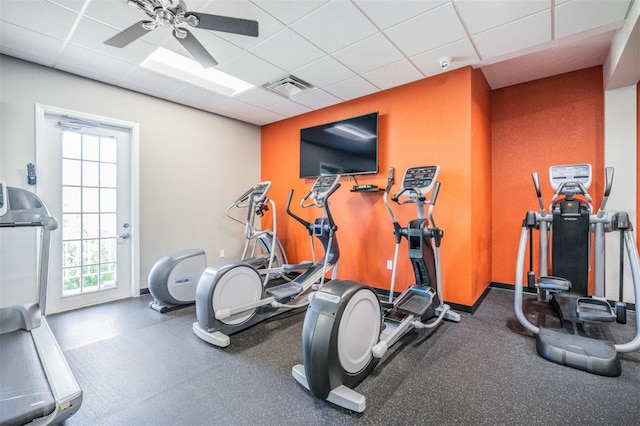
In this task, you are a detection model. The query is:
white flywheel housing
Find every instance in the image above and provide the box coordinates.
[212,265,263,325]
[337,288,381,374]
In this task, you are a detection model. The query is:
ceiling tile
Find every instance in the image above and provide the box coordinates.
[122,67,189,96]
[235,87,289,108]
[83,0,149,29]
[57,43,136,83]
[268,100,313,118]
[214,97,287,124]
[0,0,78,40]
[454,0,550,35]
[292,55,355,88]
[70,17,157,64]
[384,3,467,57]
[473,10,551,60]
[411,38,479,75]
[555,0,630,39]
[216,52,285,86]
[170,84,229,108]
[48,0,87,13]
[0,21,63,66]
[324,75,378,101]
[290,0,378,53]
[363,59,424,91]
[250,28,325,71]
[252,0,330,25]
[353,0,447,30]
[291,89,342,110]
[332,33,405,74]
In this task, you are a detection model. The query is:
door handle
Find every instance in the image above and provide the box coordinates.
[118,233,130,240]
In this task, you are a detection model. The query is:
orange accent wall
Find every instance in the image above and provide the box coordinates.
[490,67,604,287]
[262,67,492,308]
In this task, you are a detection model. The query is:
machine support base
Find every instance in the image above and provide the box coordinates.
[292,364,366,413]
[192,323,230,347]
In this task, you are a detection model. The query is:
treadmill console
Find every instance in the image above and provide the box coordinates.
[251,181,272,203]
[312,175,340,200]
[549,164,592,193]
[401,165,440,196]
[0,180,6,217]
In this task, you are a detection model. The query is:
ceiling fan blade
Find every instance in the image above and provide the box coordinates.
[185,12,259,37]
[175,28,218,68]
[105,21,154,48]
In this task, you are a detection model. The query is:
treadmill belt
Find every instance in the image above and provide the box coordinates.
[0,330,56,426]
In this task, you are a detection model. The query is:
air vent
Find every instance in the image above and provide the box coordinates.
[263,75,313,98]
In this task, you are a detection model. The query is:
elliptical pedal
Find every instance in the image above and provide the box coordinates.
[576,298,616,323]
[395,286,437,319]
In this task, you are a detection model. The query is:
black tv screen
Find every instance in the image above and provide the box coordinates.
[299,112,379,179]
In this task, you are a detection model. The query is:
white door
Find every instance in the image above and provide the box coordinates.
[36,105,139,314]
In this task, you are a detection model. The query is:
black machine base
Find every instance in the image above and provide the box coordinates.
[536,327,621,377]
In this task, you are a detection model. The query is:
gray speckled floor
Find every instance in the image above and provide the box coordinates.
[48,288,639,425]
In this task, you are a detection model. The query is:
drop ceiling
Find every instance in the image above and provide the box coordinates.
[0,0,638,126]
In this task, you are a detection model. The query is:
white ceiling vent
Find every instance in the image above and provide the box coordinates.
[263,75,313,98]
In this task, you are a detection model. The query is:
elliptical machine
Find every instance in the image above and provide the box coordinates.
[514,164,640,376]
[192,174,342,347]
[292,166,460,413]
[148,182,289,313]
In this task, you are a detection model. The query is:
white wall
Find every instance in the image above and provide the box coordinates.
[604,84,638,303]
[0,55,261,304]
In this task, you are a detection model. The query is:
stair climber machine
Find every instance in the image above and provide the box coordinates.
[514,164,640,376]
[192,174,342,347]
[148,181,290,313]
[292,166,461,413]
[0,180,82,425]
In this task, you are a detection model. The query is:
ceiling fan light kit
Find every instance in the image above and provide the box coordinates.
[105,0,259,70]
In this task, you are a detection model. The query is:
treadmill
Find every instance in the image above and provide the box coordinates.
[0,180,82,425]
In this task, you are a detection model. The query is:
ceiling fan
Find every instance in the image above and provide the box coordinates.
[105,0,259,68]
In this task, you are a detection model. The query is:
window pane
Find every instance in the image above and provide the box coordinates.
[63,241,81,268]
[83,161,99,186]
[100,263,117,289]
[83,239,100,265]
[62,159,81,186]
[83,134,100,161]
[63,267,81,294]
[82,187,99,212]
[100,136,117,163]
[62,214,81,240]
[100,214,116,238]
[62,186,81,213]
[82,265,99,291]
[62,131,82,159]
[101,238,117,263]
[82,213,99,239]
[100,188,116,213]
[100,163,117,187]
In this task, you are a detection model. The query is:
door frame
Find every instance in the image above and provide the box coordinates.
[35,104,140,312]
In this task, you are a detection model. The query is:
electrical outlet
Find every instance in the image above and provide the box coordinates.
[386,260,393,270]
[219,249,225,258]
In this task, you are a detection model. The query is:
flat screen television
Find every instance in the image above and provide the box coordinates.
[299,112,379,179]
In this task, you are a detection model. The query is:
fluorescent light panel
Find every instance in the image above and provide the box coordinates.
[140,48,254,96]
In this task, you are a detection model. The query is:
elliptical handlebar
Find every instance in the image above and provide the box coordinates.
[531,172,547,217]
[285,189,311,231]
[597,167,614,218]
